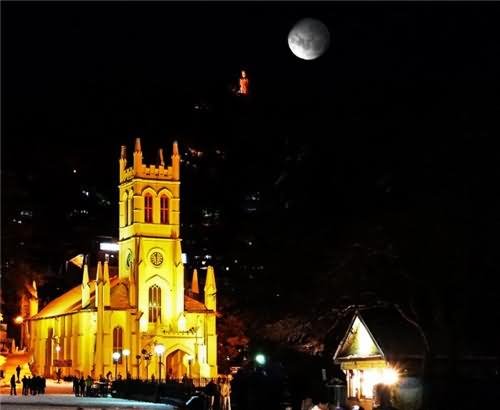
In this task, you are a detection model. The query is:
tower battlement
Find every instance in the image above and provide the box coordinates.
[119,138,180,183]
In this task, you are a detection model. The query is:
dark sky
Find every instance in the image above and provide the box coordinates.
[3,1,500,339]
[3,2,500,250]
[4,2,499,155]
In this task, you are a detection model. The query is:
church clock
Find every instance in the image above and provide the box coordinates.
[150,251,164,267]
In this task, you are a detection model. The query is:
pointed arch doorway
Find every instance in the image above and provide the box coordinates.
[166,349,191,380]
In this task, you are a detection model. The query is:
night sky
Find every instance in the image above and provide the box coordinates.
[3,2,500,350]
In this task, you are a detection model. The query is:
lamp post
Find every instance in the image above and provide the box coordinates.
[122,349,130,378]
[14,316,23,351]
[135,354,141,379]
[112,352,121,380]
[144,353,151,381]
[55,344,61,383]
[154,344,165,383]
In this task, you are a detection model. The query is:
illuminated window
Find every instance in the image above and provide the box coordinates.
[149,285,161,323]
[160,196,169,224]
[113,327,123,364]
[144,194,153,223]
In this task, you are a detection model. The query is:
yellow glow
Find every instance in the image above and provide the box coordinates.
[355,317,375,356]
[14,315,23,324]
[382,368,399,385]
[351,366,399,399]
[361,370,377,398]
[55,344,61,353]
[122,349,130,357]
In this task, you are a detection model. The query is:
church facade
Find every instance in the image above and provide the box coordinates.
[27,140,218,380]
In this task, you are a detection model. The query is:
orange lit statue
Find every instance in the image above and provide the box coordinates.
[238,70,249,95]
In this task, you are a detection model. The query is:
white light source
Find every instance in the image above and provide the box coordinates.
[182,253,187,264]
[122,349,130,357]
[100,242,120,252]
[112,351,121,361]
[55,344,61,353]
[154,344,165,356]
[382,368,399,385]
[255,353,266,365]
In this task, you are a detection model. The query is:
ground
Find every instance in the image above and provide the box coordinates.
[0,352,174,408]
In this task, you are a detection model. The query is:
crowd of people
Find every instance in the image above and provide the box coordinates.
[9,373,47,396]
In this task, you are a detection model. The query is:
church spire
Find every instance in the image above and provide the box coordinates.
[159,148,165,167]
[29,280,39,317]
[171,141,180,180]
[81,255,90,308]
[133,137,143,172]
[204,265,217,311]
[103,255,111,307]
[191,269,199,295]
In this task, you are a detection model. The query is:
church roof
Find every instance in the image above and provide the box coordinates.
[185,295,212,312]
[31,275,212,320]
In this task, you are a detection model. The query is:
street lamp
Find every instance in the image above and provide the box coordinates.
[154,344,165,383]
[144,353,151,380]
[135,354,141,379]
[14,316,24,350]
[122,349,130,378]
[112,352,121,380]
[55,344,61,383]
[255,353,266,366]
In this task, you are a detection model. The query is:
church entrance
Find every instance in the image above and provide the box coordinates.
[165,349,188,380]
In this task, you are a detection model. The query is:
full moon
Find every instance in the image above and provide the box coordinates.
[288,18,330,61]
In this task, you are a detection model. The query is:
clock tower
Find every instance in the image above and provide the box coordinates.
[118,138,183,332]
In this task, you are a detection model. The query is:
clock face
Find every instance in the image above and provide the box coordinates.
[126,251,133,268]
[150,251,164,267]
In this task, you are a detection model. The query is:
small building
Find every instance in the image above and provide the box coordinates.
[333,309,424,410]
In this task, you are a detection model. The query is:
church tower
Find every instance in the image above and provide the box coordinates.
[118,139,183,332]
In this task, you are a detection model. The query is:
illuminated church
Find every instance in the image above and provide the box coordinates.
[27,140,218,380]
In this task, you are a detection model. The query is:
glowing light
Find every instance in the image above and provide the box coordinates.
[112,351,121,361]
[100,242,119,251]
[382,367,399,385]
[14,316,23,324]
[255,353,266,365]
[122,349,130,357]
[55,344,61,353]
[154,344,165,356]
[353,317,377,357]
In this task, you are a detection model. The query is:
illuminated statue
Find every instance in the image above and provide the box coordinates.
[238,70,249,96]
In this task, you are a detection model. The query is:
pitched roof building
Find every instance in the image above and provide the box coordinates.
[27,140,218,381]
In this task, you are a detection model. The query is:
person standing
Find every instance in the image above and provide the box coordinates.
[220,377,231,410]
[10,374,17,395]
[16,365,21,382]
[21,375,28,395]
[73,376,80,396]
[205,379,217,410]
[79,376,86,397]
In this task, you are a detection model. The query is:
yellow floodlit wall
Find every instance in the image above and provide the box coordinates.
[28,140,218,380]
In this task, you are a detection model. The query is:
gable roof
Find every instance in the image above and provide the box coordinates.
[334,314,385,361]
[334,307,425,363]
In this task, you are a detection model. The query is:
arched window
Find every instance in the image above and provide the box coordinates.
[144,193,153,223]
[113,327,123,364]
[149,285,161,323]
[160,195,169,224]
